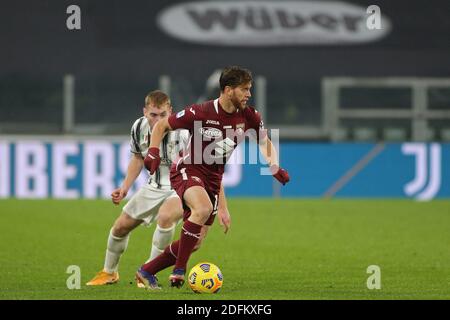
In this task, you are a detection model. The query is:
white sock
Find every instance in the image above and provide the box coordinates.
[104,229,129,273]
[146,223,176,263]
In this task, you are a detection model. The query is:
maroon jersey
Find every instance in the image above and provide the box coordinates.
[168,98,265,183]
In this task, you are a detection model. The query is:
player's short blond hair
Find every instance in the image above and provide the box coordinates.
[144,90,170,108]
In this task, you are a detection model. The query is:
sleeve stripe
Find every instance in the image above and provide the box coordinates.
[162,133,169,161]
[132,117,144,158]
[175,130,180,155]
[155,168,161,188]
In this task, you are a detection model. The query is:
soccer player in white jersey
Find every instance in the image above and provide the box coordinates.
[87,90,231,286]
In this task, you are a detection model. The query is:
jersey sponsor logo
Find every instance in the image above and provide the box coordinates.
[199,127,222,139]
[206,119,220,125]
[176,110,185,118]
[157,1,391,46]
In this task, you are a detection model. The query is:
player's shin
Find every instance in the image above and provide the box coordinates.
[104,228,129,273]
[173,220,202,272]
[146,223,177,263]
[141,240,180,275]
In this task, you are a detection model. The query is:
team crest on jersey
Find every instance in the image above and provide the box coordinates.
[236,123,245,135]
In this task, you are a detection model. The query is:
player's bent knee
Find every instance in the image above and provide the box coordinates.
[112,212,142,237]
[157,212,174,229]
[175,207,184,221]
[112,216,134,237]
[112,225,130,238]
[192,204,213,220]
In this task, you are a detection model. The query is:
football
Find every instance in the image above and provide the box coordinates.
[188,262,223,293]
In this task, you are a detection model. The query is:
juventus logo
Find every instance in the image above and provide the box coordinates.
[402,143,442,201]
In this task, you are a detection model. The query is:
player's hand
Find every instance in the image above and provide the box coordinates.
[270,165,290,186]
[144,147,161,174]
[111,187,127,205]
[217,207,231,234]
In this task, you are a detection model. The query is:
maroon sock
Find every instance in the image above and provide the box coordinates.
[174,220,202,272]
[140,240,180,275]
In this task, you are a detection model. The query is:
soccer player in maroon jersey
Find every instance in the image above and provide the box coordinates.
[135,66,290,289]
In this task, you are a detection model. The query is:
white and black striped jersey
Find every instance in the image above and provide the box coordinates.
[130,116,190,188]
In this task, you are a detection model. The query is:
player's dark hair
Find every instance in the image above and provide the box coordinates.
[145,90,170,108]
[219,66,253,92]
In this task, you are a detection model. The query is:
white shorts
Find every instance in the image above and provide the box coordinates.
[123,184,179,226]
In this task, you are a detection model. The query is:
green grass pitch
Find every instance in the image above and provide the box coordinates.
[0,198,449,300]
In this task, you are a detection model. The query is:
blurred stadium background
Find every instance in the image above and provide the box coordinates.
[1,0,450,299]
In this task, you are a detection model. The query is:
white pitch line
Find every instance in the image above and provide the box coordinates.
[323,143,385,198]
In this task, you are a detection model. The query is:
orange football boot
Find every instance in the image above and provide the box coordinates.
[86,270,119,286]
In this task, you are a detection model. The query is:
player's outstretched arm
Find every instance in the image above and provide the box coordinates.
[150,117,172,148]
[111,154,143,205]
[240,106,290,185]
[258,136,278,168]
[144,118,173,174]
[258,136,290,186]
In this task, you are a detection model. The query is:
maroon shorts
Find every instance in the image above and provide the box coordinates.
[170,167,221,226]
